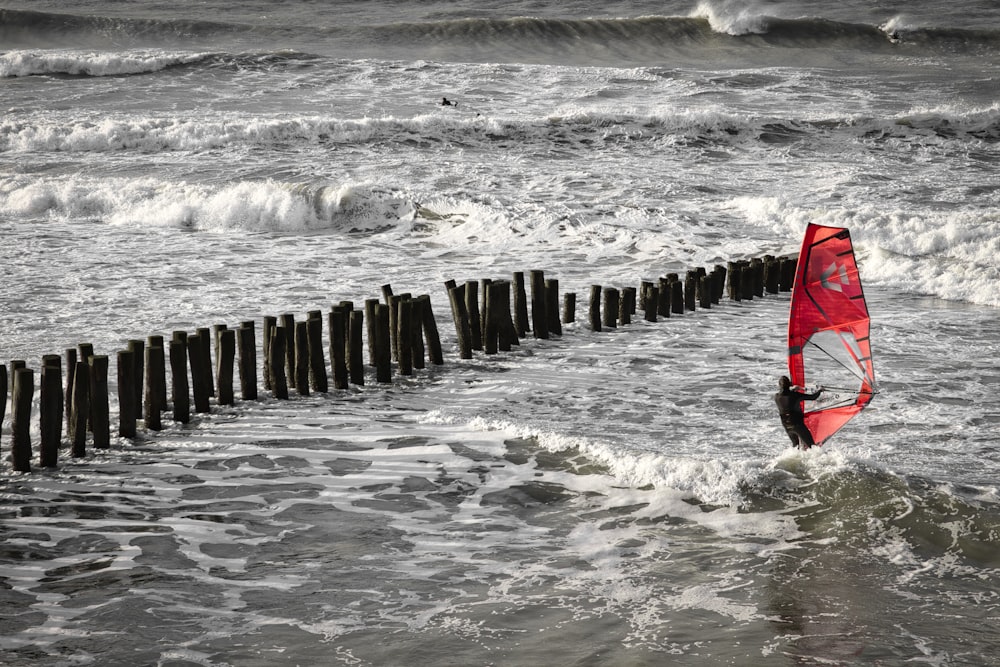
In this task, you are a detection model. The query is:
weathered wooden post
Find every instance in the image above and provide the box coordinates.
[144,344,164,431]
[545,278,561,336]
[742,261,756,301]
[71,359,90,455]
[217,328,236,406]
[652,278,667,319]
[117,349,137,438]
[263,316,277,390]
[417,295,444,365]
[88,355,110,449]
[280,313,297,389]
[237,321,258,400]
[621,286,635,325]
[750,258,765,297]
[374,303,392,383]
[513,271,530,337]
[589,285,602,331]
[727,261,742,301]
[397,297,414,375]
[348,310,365,384]
[780,256,797,291]
[0,365,6,452]
[684,270,698,312]
[698,274,713,309]
[329,307,348,390]
[447,283,473,359]
[187,332,211,413]
[670,277,684,315]
[64,349,76,435]
[307,311,328,393]
[169,338,190,424]
[387,293,400,361]
[711,265,727,303]
[483,281,500,355]
[40,357,63,467]
[644,285,659,322]
[462,281,482,351]
[530,270,548,339]
[293,321,310,396]
[269,326,289,399]
[602,287,619,329]
[563,292,576,324]
[764,256,780,294]
[11,367,33,472]
[148,335,167,409]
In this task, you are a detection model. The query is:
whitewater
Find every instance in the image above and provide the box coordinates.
[2,0,999,664]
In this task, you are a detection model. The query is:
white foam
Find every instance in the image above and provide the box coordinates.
[0,49,211,78]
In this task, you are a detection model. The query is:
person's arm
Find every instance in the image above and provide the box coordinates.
[803,387,823,401]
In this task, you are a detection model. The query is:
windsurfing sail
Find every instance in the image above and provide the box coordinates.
[787,223,877,446]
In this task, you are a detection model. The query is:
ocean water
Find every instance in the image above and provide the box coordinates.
[2,1,999,665]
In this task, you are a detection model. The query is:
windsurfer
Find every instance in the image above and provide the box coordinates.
[775,375,823,449]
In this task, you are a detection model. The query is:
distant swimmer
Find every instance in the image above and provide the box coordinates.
[440,97,456,107]
[774,375,824,450]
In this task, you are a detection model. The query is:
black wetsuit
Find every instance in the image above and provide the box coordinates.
[775,386,822,449]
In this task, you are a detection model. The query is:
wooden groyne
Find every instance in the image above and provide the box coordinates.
[0,254,796,473]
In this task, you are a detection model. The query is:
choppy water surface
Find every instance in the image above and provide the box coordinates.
[2,0,999,664]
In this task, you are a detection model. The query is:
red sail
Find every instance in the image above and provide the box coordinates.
[787,223,876,446]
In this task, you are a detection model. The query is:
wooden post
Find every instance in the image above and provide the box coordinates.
[169,339,190,424]
[307,312,328,393]
[589,285,602,331]
[513,271,530,336]
[387,295,400,361]
[620,286,635,325]
[217,328,236,406]
[545,278,561,336]
[670,278,684,315]
[780,256,797,291]
[71,360,90,454]
[237,321,258,400]
[751,258,765,297]
[269,327,289,399]
[294,321,310,396]
[397,297,414,375]
[329,308,348,390]
[188,332,211,413]
[348,310,366,384]
[64,349,76,436]
[483,281,500,355]
[117,349,137,438]
[144,345,164,431]
[463,281,482,351]
[40,360,63,467]
[698,274,713,309]
[684,270,698,312]
[11,367,33,472]
[742,261,755,301]
[280,313,297,388]
[0,364,6,452]
[447,284,473,360]
[563,292,576,324]
[89,355,110,449]
[764,256,780,294]
[418,295,444,365]
[374,303,392,383]
[530,270,548,339]
[657,277,671,318]
[712,265,727,303]
[644,285,659,322]
[727,261,742,301]
[497,282,516,352]
[148,335,167,409]
[263,316,277,390]
[195,327,214,398]
[77,345,94,432]
[602,287,619,329]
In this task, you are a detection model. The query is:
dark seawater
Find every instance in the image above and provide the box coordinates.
[2,1,1000,664]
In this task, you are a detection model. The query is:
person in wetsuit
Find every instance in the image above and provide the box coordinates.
[774,375,823,449]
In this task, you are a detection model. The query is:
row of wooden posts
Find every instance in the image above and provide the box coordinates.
[0,254,796,473]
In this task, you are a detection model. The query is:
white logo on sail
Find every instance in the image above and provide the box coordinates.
[821,262,850,292]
